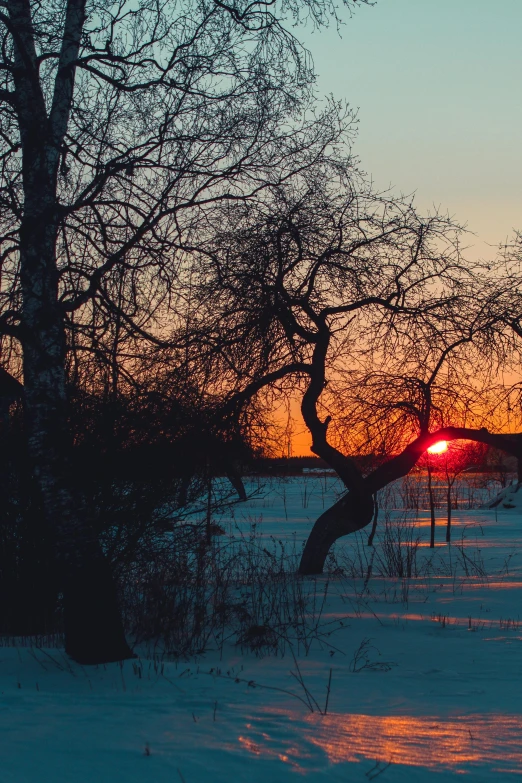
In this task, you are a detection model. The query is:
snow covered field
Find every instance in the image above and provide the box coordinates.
[2,476,522,782]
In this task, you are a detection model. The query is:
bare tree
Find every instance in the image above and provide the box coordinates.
[188,176,522,573]
[0,0,371,662]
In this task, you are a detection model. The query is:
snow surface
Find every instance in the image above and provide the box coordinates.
[2,476,522,782]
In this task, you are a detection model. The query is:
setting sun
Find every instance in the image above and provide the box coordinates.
[427,440,448,455]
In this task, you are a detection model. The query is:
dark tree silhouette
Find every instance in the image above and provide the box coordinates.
[188,178,522,573]
[0,0,369,662]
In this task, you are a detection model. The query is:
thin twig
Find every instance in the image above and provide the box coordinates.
[324,667,332,715]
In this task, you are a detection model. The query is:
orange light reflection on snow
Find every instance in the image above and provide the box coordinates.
[238,712,522,774]
[238,733,304,769]
[305,713,522,772]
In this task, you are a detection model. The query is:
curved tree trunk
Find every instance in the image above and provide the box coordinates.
[299,489,374,574]
[298,327,375,574]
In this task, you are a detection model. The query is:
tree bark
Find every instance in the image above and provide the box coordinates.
[299,489,374,574]
[10,0,133,663]
[19,210,133,662]
[298,326,374,574]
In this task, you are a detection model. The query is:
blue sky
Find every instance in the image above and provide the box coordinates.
[300,0,522,259]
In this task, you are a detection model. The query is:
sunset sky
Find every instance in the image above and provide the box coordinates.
[290,0,522,457]
[303,0,521,258]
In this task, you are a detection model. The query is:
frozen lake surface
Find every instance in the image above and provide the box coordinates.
[2,476,522,781]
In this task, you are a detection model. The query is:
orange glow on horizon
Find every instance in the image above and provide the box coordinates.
[427,440,448,455]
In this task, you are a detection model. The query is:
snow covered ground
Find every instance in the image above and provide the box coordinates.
[2,476,522,782]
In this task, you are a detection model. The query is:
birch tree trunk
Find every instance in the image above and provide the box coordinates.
[10,0,133,663]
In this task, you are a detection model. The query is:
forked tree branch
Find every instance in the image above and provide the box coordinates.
[366,426,522,494]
